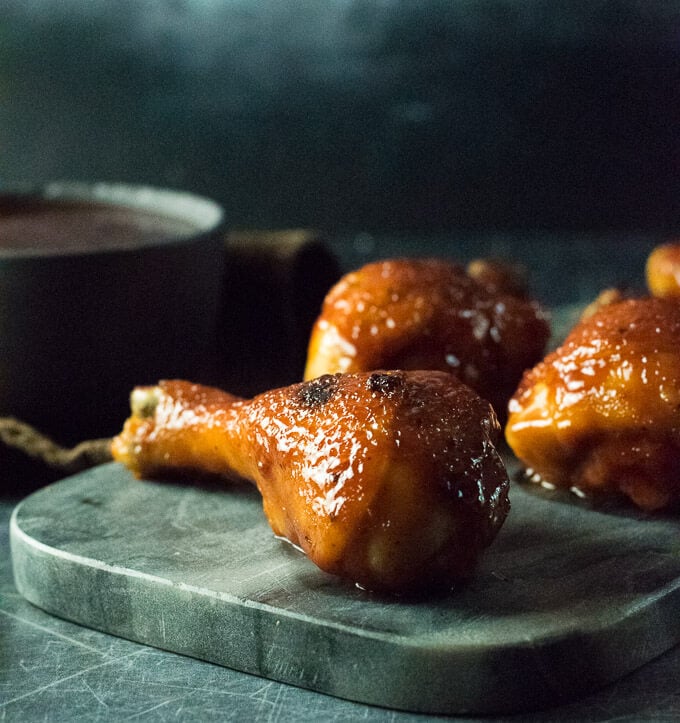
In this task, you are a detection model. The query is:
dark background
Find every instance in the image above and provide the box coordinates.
[1,0,679,235]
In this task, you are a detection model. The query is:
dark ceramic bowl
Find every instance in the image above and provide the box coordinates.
[0,182,225,444]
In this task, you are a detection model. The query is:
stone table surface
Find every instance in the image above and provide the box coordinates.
[4,472,680,722]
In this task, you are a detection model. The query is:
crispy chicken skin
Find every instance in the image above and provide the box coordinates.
[646,242,680,298]
[111,371,510,593]
[303,258,550,414]
[506,297,680,511]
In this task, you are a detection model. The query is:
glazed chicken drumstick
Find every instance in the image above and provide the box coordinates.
[506,296,680,512]
[304,258,550,415]
[112,370,510,593]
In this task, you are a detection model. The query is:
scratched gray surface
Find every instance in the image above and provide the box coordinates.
[3,479,680,722]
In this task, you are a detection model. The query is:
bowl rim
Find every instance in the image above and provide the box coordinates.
[0,181,225,259]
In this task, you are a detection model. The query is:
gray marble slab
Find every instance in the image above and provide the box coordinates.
[9,461,680,716]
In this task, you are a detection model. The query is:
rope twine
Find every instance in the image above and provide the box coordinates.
[0,417,112,473]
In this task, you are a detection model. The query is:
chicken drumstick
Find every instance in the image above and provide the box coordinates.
[303,258,550,415]
[112,370,510,593]
[506,296,680,511]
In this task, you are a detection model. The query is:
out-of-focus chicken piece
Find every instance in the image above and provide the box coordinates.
[303,258,550,415]
[506,297,680,511]
[646,242,680,298]
[111,371,510,593]
[465,257,530,298]
[579,287,628,320]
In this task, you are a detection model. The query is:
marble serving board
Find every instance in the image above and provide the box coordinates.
[10,461,680,715]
